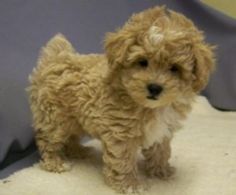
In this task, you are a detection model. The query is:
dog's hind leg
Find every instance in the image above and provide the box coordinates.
[36,128,71,173]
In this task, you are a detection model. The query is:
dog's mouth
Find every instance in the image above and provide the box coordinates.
[147,95,158,100]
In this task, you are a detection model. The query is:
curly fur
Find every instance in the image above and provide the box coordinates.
[27,6,215,193]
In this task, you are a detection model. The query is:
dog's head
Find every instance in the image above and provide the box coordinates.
[105,6,215,108]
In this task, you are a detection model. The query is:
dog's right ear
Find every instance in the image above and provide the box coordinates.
[104,30,135,70]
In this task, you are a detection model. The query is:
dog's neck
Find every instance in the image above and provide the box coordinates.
[105,68,139,109]
[110,79,135,106]
[104,68,156,116]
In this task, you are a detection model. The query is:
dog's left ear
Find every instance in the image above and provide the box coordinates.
[192,42,215,92]
[104,30,136,70]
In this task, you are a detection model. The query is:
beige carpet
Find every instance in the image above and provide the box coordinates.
[0,96,235,195]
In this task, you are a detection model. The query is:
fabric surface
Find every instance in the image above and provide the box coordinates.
[1,0,236,176]
[0,96,235,195]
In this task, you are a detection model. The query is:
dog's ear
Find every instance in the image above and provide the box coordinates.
[104,30,136,70]
[192,43,215,92]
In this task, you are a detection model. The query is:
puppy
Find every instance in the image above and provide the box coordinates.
[28,6,215,193]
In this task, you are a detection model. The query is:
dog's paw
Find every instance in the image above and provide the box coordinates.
[146,165,175,179]
[126,182,148,195]
[40,159,72,173]
[110,178,147,194]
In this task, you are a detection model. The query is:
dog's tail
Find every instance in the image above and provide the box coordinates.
[38,33,75,65]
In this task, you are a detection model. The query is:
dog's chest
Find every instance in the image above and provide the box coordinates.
[142,106,181,149]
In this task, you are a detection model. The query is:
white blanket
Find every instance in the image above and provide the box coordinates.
[0,96,236,195]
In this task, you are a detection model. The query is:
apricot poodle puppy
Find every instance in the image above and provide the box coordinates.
[28,6,215,193]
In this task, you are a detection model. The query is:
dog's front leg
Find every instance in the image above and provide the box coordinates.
[102,135,143,193]
[142,137,175,179]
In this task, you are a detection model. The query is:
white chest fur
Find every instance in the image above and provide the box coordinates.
[142,106,182,149]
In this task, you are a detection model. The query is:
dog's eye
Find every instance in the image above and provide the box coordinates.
[138,59,148,68]
[170,64,179,73]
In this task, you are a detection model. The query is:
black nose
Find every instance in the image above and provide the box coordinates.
[147,84,163,97]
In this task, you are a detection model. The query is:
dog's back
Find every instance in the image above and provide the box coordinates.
[26,33,109,172]
[27,34,107,131]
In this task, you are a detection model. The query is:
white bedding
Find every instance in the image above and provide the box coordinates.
[0,96,235,195]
